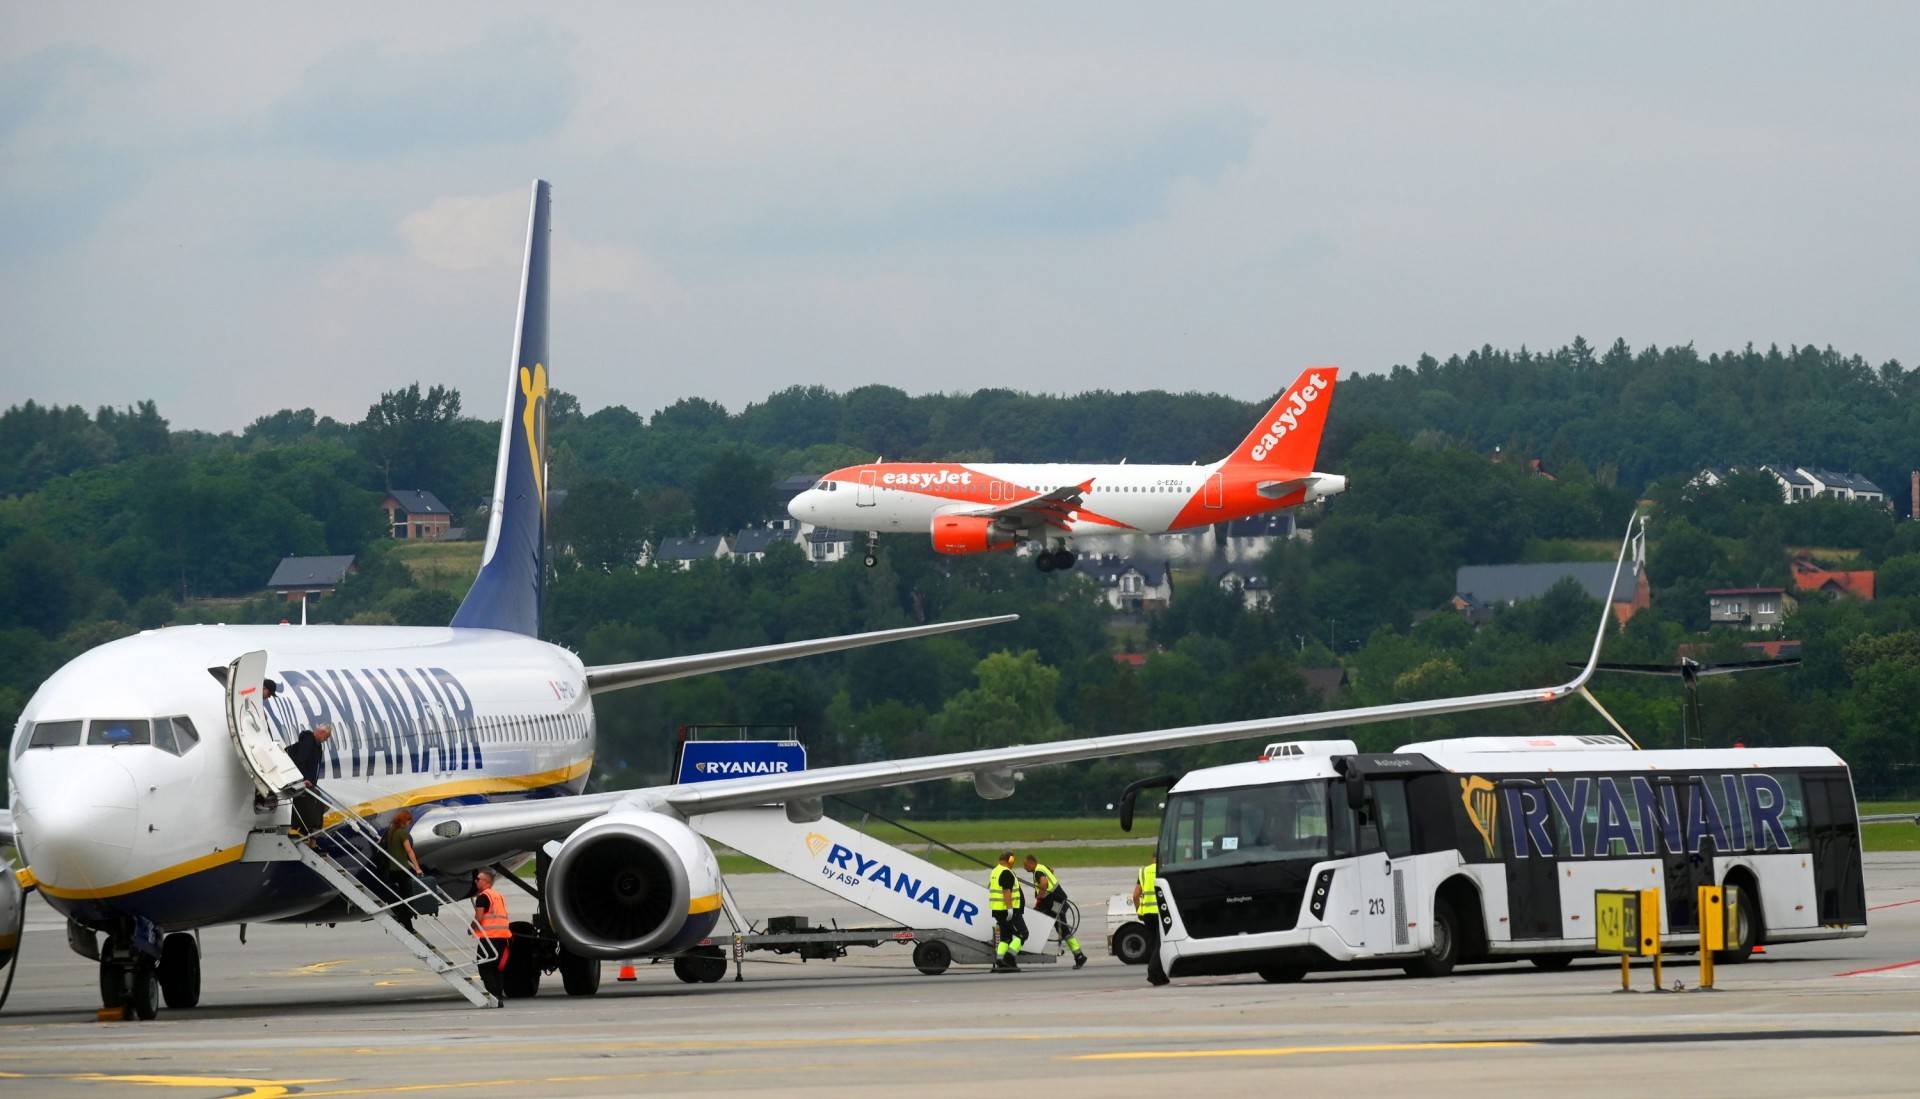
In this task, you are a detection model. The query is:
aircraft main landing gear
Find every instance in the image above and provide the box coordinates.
[1034,544,1077,572]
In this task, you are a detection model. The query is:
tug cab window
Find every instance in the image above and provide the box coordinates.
[88,719,151,746]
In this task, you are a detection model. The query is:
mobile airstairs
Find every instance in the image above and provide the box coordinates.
[240,786,498,1008]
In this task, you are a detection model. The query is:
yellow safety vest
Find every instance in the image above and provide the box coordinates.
[1031,862,1062,896]
[987,864,1024,911]
[1137,862,1159,916]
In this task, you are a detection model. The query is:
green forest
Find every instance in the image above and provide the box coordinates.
[4,339,1919,805]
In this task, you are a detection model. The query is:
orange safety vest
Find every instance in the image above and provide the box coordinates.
[473,886,512,940]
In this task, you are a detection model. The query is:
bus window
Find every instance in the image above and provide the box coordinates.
[1161,781,1330,871]
[1775,773,1810,850]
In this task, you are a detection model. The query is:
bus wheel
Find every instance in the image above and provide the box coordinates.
[1257,966,1305,983]
[1716,881,1763,964]
[1529,954,1575,971]
[1405,900,1460,978]
[1112,923,1150,965]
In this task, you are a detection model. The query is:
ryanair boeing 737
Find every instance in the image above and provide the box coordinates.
[0,181,1633,1019]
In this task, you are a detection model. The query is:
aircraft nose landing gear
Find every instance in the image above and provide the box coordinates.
[863,531,880,568]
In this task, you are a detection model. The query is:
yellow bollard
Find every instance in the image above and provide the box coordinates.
[1639,888,1663,992]
[1698,885,1725,990]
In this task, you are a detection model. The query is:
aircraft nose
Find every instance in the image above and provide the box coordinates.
[787,490,816,521]
[15,757,141,889]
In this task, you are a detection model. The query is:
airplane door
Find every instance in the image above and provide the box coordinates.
[857,469,877,507]
[224,650,304,798]
[1204,472,1224,508]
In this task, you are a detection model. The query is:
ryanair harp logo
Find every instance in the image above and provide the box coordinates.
[519,362,548,512]
[1461,775,1499,859]
[804,832,831,857]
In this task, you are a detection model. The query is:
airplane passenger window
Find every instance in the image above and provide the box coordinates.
[27,720,83,750]
[88,718,151,746]
[171,716,200,753]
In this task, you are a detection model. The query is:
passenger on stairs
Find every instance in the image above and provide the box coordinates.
[381,811,424,932]
[470,869,513,1006]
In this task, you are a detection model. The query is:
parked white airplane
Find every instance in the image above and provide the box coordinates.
[0,180,1637,1020]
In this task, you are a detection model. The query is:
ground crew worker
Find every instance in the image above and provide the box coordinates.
[1024,854,1088,968]
[988,851,1028,972]
[380,810,423,932]
[470,869,513,1006]
[1132,859,1168,986]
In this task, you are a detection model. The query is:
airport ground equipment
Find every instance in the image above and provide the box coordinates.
[240,785,498,1008]
[1146,735,1866,984]
[686,806,1057,974]
[1595,888,1663,992]
[1105,892,1152,964]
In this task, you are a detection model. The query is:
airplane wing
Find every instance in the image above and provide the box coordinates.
[961,479,1096,533]
[585,615,1017,694]
[415,514,1634,867]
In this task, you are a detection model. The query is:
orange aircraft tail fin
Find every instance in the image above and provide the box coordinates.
[1225,366,1339,473]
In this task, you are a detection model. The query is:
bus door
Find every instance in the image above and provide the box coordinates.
[1804,772,1866,925]
[1661,778,1709,936]
[1357,781,1412,952]
[1501,779,1562,940]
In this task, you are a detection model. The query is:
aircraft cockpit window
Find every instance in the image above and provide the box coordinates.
[88,718,151,746]
[26,720,84,751]
[150,717,179,754]
[171,716,200,753]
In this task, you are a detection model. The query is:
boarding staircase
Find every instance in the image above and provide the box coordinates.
[241,786,497,1008]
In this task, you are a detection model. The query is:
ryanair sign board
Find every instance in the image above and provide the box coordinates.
[687,807,1053,950]
[1480,772,1795,860]
[677,740,807,784]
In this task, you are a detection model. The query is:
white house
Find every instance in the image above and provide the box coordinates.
[806,528,857,564]
[1072,555,1174,613]
[1211,562,1272,610]
[656,535,732,570]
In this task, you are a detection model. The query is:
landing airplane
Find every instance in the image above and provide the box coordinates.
[1,180,1634,1020]
[786,367,1346,570]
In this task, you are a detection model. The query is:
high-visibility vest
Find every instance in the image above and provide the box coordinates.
[1031,861,1063,896]
[987,864,1024,911]
[473,887,512,939]
[1136,862,1159,916]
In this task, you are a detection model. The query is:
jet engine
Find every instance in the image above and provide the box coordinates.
[543,809,723,959]
[931,515,1017,556]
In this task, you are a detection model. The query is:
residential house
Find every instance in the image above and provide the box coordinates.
[1757,464,1886,505]
[1219,513,1297,562]
[1706,587,1794,631]
[1455,538,1650,626]
[1298,666,1350,706]
[656,535,732,570]
[1073,555,1174,613]
[1790,557,1875,601]
[731,527,797,562]
[381,489,452,540]
[266,555,356,603]
[1211,560,1272,610]
[806,528,858,564]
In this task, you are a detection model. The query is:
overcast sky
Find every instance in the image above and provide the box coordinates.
[3,3,1915,432]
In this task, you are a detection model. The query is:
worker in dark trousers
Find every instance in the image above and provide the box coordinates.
[1024,854,1088,968]
[1133,859,1167,985]
[988,851,1028,972]
[285,723,333,840]
[470,869,513,1006]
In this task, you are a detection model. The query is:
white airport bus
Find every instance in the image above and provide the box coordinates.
[1141,735,1868,983]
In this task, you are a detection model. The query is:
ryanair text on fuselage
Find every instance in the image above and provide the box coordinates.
[263,666,487,778]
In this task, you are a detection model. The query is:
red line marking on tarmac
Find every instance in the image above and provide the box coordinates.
[1867,898,1920,912]
[1834,959,1920,978]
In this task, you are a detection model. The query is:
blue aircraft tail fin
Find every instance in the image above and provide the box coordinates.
[452,180,551,636]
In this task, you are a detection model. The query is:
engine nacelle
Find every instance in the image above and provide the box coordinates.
[931,514,1017,556]
[544,809,723,960]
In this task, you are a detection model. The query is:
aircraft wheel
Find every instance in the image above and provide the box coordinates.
[1035,552,1057,572]
[99,960,128,1010]
[912,940,952,976]
[502,935,541,998]
[1056,549,1077,568]
[863,554,877,568]
[158,933,201,1009]
[558,949,602,996]
[128,960,160,1021]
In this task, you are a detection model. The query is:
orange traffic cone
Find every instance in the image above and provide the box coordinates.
[617,963,638,981]
[1752,944,1766,955]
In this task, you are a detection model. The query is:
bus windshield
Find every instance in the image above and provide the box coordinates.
[1160,780,1331,871]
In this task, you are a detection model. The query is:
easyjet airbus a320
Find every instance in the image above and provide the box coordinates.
[787,368,1346,569]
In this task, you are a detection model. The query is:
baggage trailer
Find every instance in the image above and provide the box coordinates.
[670,920,1029,983]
